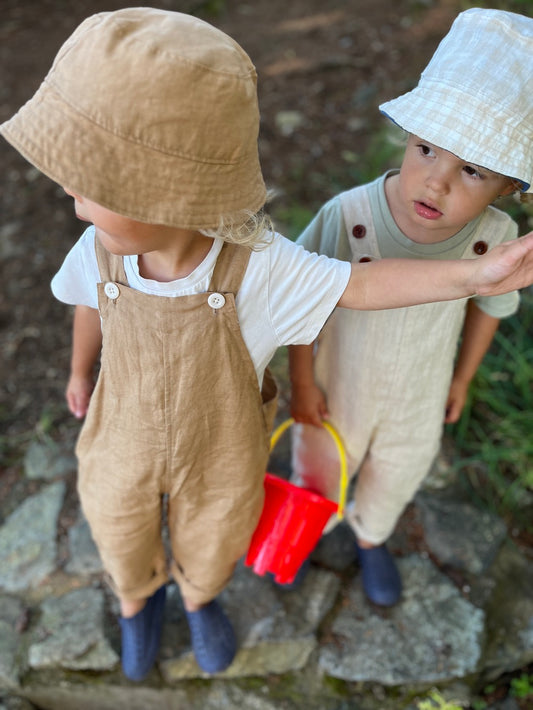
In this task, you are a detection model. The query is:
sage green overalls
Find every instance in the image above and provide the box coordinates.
[76,238,277,605]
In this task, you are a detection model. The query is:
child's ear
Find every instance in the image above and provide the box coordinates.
[500,180,520,197]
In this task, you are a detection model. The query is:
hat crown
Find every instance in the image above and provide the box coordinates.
[48,8,259,164]
[380,8,533,190]
[421,8,532,119]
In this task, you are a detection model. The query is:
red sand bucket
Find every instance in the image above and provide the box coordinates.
[245,418,348,584]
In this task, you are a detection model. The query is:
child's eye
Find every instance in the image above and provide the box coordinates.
[417,143,435,157]
[463,165,483,179]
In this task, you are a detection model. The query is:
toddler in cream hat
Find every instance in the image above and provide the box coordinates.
[288,8,533,606]
[2,7,533,681]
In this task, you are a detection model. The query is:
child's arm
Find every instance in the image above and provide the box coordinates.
[288,344,329,426]
[66,305,102,419]
[337,232,533,310]
[445,301,500,424]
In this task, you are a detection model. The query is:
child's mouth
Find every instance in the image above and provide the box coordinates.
[414,201,443,220]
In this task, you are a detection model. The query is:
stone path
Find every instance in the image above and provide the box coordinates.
[0,437,532,710]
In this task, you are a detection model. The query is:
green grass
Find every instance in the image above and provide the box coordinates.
[447,289,533,527]
[416,689,464,710]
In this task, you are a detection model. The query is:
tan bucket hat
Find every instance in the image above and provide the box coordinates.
[0,8,267,229]
[380,8,533,192]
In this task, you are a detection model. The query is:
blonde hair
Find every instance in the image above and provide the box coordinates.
[200,207,275,250]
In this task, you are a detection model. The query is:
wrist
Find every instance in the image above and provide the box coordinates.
[451,371,472,387]
[290,379,317,389]
[70,368,94,380]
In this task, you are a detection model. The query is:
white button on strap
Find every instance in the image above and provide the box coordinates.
[104,282,120,300]
[207,292,226,309]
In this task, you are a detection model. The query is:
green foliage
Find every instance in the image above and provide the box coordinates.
[448,290,533,525]
[416,688,464,710]
[460,0,533,18]
[273,204,316,241]
[342,124,406,187]
[510,672,533,699]
[192,0,227,17]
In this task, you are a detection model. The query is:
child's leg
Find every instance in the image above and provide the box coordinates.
[78,478,169,680]
[291,422,344,501]
[346,429,440,606]
[118,584,167,681]
[121,598,148,617]
[166,471,266,673]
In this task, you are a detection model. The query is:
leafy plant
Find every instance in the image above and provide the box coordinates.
[448,289,533,528]
[416,688,464,710]
[343,123,406,187]
[510,672,533,699]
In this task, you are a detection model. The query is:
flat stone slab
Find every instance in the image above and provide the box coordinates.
[0,482,65,592]
[416,492,507,574]
[24,440,76,481]
[481,541,533,680]
[0,595,27,689]
[65,513,103,576]
[160,562,340,679]
[319,554,485,685]
[28,587,119,671]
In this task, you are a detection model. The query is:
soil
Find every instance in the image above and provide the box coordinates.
[1,3,532,706]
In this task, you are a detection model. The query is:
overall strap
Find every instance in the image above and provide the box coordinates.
[209,242,252,294]
[94,234,128,284]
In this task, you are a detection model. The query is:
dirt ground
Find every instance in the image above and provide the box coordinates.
[0,0,465,450]
[1,3,533,704]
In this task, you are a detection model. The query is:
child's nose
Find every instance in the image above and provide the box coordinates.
[425,168,451,195]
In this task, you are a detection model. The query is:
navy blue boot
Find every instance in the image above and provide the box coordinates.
[119,584,166,681]
[185,600,236,674]
[355,542,402,607]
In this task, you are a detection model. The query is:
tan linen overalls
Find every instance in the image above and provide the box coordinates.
[293,186,506,545]
[76,238,277,605]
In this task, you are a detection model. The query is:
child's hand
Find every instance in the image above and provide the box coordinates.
[444,378,469,424]
[290,382,329,427]
[66,373,95,419]
[473,231,533,297]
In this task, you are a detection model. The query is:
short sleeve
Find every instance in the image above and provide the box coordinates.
[264,235,351,346]
[472,219,520,319]
[296,196,352,262]
[50,226,100,309]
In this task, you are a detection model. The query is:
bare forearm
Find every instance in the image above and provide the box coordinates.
[288,344,315,386]
[337,233,533,311]
[339,258,475,310]
[289,343,328,425]
[70,305,102,376]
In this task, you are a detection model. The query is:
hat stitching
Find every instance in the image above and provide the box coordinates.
[45,81,254,167]
[107,15,257,80]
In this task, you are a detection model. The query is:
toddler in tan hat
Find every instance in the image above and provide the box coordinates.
[2,7,533,681]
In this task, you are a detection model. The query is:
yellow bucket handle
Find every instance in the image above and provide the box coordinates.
[269,417,348,520]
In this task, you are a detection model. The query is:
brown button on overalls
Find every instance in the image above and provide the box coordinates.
[76,238,277,605]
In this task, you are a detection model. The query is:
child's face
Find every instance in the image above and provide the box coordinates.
[388,135,515,243]
[63,189,197,256]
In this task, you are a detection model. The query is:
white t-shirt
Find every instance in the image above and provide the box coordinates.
[51,227,351,383]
